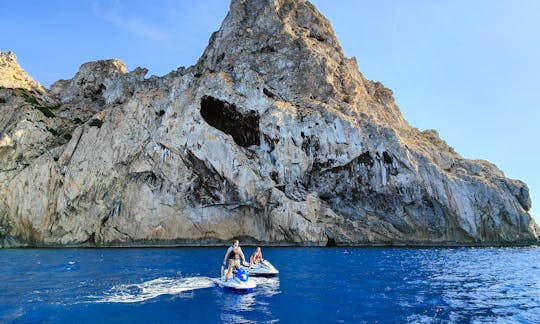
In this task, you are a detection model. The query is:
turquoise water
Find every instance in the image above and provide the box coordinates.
[1,247,539,323]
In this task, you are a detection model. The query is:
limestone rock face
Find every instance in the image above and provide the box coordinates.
[0,53,67,174]
[0,51,53,104]
[0,0,538,247]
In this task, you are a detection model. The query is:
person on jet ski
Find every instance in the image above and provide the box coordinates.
[222,240,247,281]
[249,247,263,269]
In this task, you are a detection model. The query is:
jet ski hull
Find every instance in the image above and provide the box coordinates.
[212,277,256,292]
[240,260,279,276]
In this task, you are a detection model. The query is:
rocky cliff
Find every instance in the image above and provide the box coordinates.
[1,0,538,247]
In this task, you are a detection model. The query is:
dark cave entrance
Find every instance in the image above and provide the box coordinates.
[200,96,260,148]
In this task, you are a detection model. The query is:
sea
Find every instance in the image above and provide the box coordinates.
[0,246,539,323]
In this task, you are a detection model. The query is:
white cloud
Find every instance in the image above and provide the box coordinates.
[91,1,171,44]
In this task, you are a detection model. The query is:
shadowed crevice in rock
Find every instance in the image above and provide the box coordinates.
[325,235,337,247]
[183,149,241,207]
[200,96,260,148]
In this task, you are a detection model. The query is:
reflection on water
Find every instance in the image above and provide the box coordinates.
[222,293,256,312]
[252,277,281,297]
[218,277,281,323]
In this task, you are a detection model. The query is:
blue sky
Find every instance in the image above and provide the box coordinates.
[1,0,539,223]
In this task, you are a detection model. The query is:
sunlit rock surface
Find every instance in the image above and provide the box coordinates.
[0,0,538,247]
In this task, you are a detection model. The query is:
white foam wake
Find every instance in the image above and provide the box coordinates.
[96,277,215,303]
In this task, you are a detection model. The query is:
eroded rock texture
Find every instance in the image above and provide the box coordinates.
[0,0,538,247]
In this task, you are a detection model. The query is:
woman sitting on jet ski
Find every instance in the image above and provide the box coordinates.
[222,240,247,281]
[249,247,263,269]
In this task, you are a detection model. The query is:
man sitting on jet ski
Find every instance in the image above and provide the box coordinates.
[222,240,247,282]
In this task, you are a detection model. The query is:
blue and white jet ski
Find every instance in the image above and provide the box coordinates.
[239,259,279,276]
[213,267,256,292]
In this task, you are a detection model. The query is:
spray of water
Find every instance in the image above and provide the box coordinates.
[95,277,215,303]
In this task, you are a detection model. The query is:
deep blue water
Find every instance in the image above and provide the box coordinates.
[1,247,539,323]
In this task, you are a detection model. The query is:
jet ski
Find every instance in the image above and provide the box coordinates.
[240,259,279,276]
[212,267,256,292]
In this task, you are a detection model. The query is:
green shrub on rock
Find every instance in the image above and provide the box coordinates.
[89,119,103,128]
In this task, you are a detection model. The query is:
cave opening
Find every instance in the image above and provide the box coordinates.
[200,96,260,148]
[326,236,337,247]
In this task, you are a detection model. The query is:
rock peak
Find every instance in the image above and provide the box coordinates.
[0,51,17,63]
[0,51,54,104]
[1,51,41,90]
[196,0,365,107]
[50,59,128,103]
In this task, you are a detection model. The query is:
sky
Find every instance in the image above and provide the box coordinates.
[1,0,539,223]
